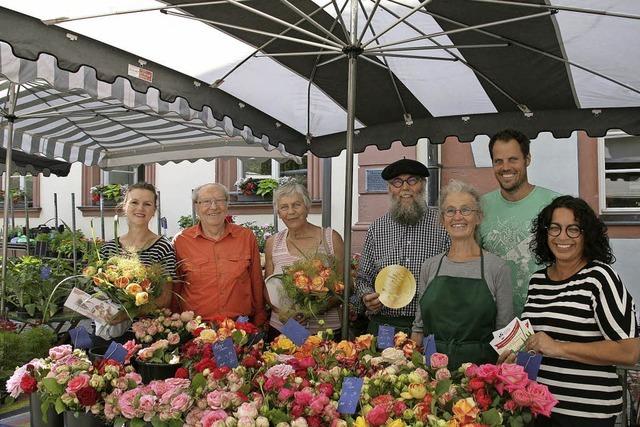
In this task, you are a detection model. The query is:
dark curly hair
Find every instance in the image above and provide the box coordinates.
[529,195,614,265]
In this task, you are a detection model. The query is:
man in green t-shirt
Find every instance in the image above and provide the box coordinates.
[479,129,559,316]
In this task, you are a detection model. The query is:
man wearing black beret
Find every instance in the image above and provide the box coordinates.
[355,158,450,335]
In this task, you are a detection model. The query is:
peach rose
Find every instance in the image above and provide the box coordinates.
[114,276,129,288]
[355,334,374,351]
[134,292,149,306]
[125,283,143,296]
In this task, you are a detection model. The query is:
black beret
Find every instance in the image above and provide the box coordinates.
[381,158,429,180]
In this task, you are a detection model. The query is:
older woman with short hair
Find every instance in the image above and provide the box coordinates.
[411,179,513,369]
[505,195,640,426]
[264,181,344,338]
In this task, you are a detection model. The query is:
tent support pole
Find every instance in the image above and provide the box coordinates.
[54,193,59,229]
[100,195,105,241]
[71,193,77,274]
[322,158,332,229]
[342,0,359,340]
[157,191,162,235]
[1,82,19,315]
[427,142,440,207]
[24,193,29,256]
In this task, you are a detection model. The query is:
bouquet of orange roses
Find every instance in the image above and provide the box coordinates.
[278,254,344,322]
[82,253,170,319]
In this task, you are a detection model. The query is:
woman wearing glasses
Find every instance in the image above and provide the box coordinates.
[505,196,639,426]
[411,180,513,368]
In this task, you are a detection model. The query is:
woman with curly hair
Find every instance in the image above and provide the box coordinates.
[502,195,639,426]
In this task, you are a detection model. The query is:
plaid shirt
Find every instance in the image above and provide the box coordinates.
[355,209,450,317]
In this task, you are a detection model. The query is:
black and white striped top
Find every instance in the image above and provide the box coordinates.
[100,236,177,279]
[522,261,637,419]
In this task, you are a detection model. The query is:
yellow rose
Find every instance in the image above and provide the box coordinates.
[452,397,479,424]
[333,340,356,358]
[272,336,296,353]
[198,329,218,343]
[387,420,406,427]
[354,416,369,427]
[408,383,427,400]
[261,351,278,364]
[134,292,149,306]
[305,335,322,347]
[125,283,143,296]
[355,334,374,351]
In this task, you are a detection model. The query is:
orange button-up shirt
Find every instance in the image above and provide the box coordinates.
[172,223,267,326]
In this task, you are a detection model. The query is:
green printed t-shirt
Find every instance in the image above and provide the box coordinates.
[479,186,559,316]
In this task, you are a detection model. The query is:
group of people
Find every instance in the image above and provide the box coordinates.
[100,128,638,426]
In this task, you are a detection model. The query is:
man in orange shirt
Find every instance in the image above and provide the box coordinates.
[173,183,267,326]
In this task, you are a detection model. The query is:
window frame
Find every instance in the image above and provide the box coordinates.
[598,131,640,214]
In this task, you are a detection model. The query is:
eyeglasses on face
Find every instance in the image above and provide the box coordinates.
[443,207,478,217]
[546,224,582,238]
[389,176,421,188]
[196,198,228,207]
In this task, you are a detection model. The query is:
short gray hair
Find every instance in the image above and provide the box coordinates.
[192,183,229,203]
[439,179,483,218]
[274,181,311,210]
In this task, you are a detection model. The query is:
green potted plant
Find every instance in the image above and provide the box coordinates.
[90,184,126,205]
[256,178,279,198]
[178,215,195,229]
[235,177,278,202]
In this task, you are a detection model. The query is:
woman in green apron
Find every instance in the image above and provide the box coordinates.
[411,180,513,369]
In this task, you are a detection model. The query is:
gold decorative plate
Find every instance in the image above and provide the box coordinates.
[374,265,416,309]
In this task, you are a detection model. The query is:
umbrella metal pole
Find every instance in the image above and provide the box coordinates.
[24,193,29,256]
[100,194,105,240]
[322,158,332,228]
[54,193,59,229]
[341,0,359,339]
[157,191,162,235]
[10,197,14,229]
[427,141,440,207]
[1,82,18,314]
[71,193,77,274]
[191,189,196,225]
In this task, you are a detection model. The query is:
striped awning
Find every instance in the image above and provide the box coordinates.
[0,15,301,167]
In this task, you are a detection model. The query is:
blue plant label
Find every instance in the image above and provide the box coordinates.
[212,338,238,368]
[236,315,249,324]
[423,334,437,366]
[104,341,127,364]
[68,326,92,349]
[40,265,52,280]
[160,217,168,229]
[338,377,364,414]
[282,318,310,346]
[377,324,395,349]
[516,351,542,380]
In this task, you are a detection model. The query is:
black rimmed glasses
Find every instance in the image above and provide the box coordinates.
[196,198,228,207]
[389,176,422,188]
[443,207,478,217]
[547,223,582,238]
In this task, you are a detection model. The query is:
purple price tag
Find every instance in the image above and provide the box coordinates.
[377,325,395,349]
[68,326,92,350]
[516,351,542,380]
[282,318,310,346]
[338,377,364,414]
[212,337,238,368]
[236,315,249,324]
[104,341,127,364]
[423,334,436,366]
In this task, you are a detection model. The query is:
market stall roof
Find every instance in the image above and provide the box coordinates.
[0,147,71,177]
[0,7,301,167]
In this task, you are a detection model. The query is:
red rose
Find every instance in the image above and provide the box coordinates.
[76,386,99,407]
[236,322,258,334]
[317,383,333,398]
[211,366,230,379]
[194,358,217,373]
[307,416,322,427]
[174,367,189,379]
[468,377,486,392]
[20,374,37,394]
[192,327,204,337]
[236,391,248,402]
[474,388,493,411]
[241,355,259,368]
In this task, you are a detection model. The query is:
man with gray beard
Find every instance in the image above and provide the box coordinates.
[355,159,450,335]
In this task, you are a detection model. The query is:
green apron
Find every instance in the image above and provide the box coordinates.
[419,252,497,369]
[367,315,414,336]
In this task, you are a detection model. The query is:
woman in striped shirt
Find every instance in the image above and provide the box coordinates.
[512,195,639,426]
[96,182,176,339]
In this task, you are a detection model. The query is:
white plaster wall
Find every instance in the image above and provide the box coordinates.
[610,239,640,308]
[330,151,359,239]
[470,131,580,196]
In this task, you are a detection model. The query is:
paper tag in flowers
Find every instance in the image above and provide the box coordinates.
[490,317,530,354]
[423,334,437,365]
[236,315,249,324]
[338,377,364,414]
[282,318,310,346]
[377,324,395,349]
[64,287,120,323]
[516,351,542,380]
[104,341,127,363]
[212,337,238,368]
[68,326,92,349]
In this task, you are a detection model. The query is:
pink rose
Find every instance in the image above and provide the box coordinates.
[298,356,316,369]
[278,388,294,401]
[201,409,228,427]
[503,399,518,413]
[526,381,557,417]
[48,345,72,361]
[293,390,313,406]
[430,352,449,369]
[435,368,451,380]
[171,392,192,412]
[125,372,143,386]
[180,311,195,322]
[265,364,295,379]
[511,388,532,407]
[317,383,334,398]
[309,395,329,415]
[497,363,529,394]
[366,404,390,427]
[167,332,180,346]
[465,363,478,378]
[207,390,223,408]
[66,374,90,394]
[475,363,499,383]
[138,395,156,413]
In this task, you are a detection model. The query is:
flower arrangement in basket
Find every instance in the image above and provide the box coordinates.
[278,254,344,322]
[82,253,171,319]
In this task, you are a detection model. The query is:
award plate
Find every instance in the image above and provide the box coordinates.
[374,265,416,309]
[265,274,293,312]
